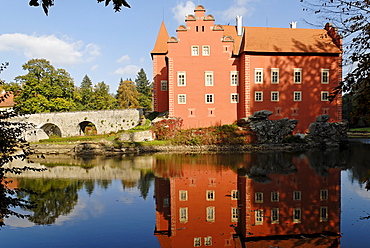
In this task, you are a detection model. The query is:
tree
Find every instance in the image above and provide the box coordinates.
[0,62,43,229]
[13,59,77,114]
[29,0,130,15]
[301,1,370,126]
[116,78,140,109]
[92,81,117,110]
[135,68,152,111]
[76,75,95,110]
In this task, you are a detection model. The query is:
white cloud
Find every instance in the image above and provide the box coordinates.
[219,0,257,22]
[0,33,100,66]
[91,64,99,71]
[114,65,140,75]
[172,1,196,24]
[116,55,131,63]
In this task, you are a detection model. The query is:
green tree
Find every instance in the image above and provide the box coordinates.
[14,59,77,114]
[117,78,140,109]
[1,82,21,94]
[135,68,152,111]
[92,81,117,110]
[76,75,94,110]
[29,0,130,15]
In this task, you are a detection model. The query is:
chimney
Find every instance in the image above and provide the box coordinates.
[290,21,297,29]
[236,15,243,36]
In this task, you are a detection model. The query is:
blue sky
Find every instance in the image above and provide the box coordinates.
[0,0,318,93]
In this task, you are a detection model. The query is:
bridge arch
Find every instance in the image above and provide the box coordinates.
[40,123,62,137]
[78,121,97,135]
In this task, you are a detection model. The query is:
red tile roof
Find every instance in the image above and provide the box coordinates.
[151,22,169,54]
[0,92,16,108]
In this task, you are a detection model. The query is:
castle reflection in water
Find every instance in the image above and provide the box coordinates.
[153,153,341,247]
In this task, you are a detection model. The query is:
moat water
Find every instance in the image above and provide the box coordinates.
[1,139,370,248]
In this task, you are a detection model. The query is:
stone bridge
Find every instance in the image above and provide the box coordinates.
[14,109,143,141]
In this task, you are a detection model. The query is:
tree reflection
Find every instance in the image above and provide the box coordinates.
[17,178,83,225]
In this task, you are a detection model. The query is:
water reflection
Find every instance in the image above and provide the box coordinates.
[1,140,370,247]
[152,153,341,247]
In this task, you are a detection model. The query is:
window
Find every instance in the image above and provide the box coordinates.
[178,72,186,86]
[178,94,186,104]
[294,91,302,101]
[231,93,239,103]
[255,68,263,84]
[163,197,169,208]
[271,192,279,202]
[231,207,239,222]
[255,192,263,203]
[205,72,214,86]
[161,80,168,91]
[180,207,188,223]
[322,69,329,84]
[194,237,201,247]
[271,68,279,84]
[255,91,263,102]
[231,190,239,200]
[205,94,214,103]
[321,91,329,101]
[294,68,302,84]
[204,236,212,246]
[291,108,299,116]
[209,178,216,186]
[202,45,210,56]
[293,208,301,223]
[208,108,215,117]
[320,206,328,222]
[271,91,279,102]
[191,45,199,56]
[230,71,239,86]
[206,190,215,201]
[320,189,328,200]
[179,190,188,201]
[271,208,279,224]
[206,207,215,222]
[293,191,301,201]
[255,209,264,225]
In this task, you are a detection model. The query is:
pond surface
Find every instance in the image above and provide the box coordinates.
[1,139,370,248]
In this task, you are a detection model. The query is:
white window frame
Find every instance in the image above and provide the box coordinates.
[321,91,329,101]
[180,207,188,223]
[205,94,214,104]
[231,207,239,222]
[177,72,186,86]
[230,71,239,86]
[293,190,301,201]
[271,91,279,102]
[271,68,279,84]
[179,190,188,201]
[205,71,214,86]
[194,237,201,247]
[204,236,212,246]
[271,208,279,224]
[255,209,264,225]
[293,91,302,101]
[206,190,215,201]
[321,69,329,84]
[320,206,328,222]
[255,192,263,203]
[202,45,210,56]
[293,208,301,223]
[271,191,279,202]
[320,189,328,201]
[231,93,239,103]
[255,91,263,102]
[191,45,199,56]
[160,80,168,91]
[255,68,263,84]
[178,94,186,104]
[294,68,302,84]
[231,190,239,200]
[206,206,215,222]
